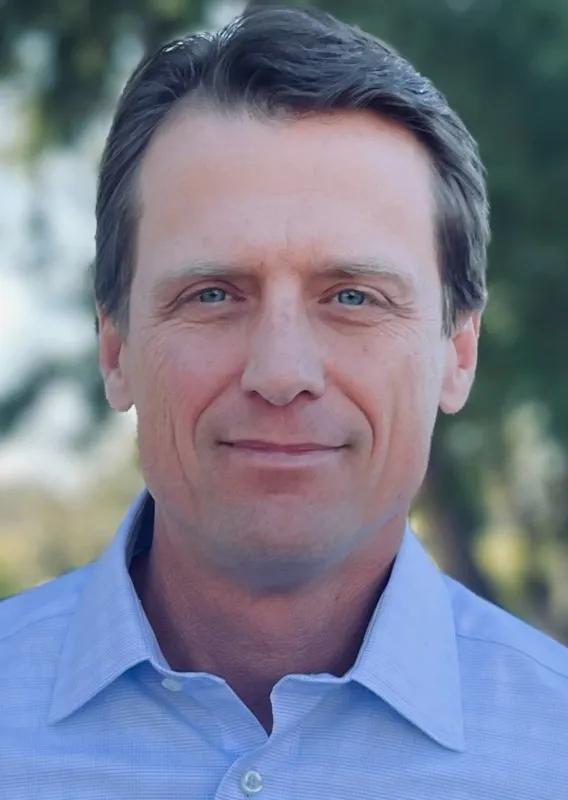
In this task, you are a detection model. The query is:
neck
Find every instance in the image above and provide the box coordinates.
[131,511,405,731]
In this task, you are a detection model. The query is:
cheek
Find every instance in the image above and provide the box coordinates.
[333,324,444,439]
[389,337,445,459]
[133,326,242,431]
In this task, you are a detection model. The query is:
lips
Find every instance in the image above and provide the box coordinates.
[221,440,343,454]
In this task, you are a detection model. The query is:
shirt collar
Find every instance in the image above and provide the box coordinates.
[349,529,465,751]
[49,490,464,751]
[48,490,161,725]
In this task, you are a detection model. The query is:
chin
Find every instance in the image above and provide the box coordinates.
[202,502,363,591]
[213,545,343,594]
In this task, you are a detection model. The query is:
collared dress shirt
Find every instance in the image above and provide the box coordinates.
[1,490,568,798]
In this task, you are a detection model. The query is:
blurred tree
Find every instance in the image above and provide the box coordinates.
[2,0,568,636]
[0,0,210,146]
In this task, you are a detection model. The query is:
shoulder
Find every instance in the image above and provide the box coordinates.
[0,565,92,663]
[446,575,568,693]
[0,566,93,725]
[446,575,568,783]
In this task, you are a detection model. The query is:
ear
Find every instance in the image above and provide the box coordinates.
[439,312,481,415]
[97,309,133,412]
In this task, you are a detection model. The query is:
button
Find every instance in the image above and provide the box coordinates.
[240,770,263,795]
[161,677,183,692]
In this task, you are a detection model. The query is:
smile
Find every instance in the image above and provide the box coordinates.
[219,440,346,465]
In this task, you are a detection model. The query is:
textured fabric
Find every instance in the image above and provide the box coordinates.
[1,490,568,799]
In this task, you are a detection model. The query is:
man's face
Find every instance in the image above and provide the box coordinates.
[100,109,478,585]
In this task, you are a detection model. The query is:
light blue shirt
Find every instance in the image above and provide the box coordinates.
[1,490,568,799]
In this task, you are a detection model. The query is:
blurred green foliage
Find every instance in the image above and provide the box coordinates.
[2,0,568,639]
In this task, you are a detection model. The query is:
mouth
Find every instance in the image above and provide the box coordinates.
[221,440,344,453]
[218,440,346,464]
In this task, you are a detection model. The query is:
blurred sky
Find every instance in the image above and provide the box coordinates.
[0,86,136,493]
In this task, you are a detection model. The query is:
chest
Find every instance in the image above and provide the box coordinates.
[1,701,561,800]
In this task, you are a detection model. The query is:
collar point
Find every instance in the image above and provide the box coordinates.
[430,723,467,753]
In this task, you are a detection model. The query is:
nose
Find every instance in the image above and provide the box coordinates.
[241,304,326,406]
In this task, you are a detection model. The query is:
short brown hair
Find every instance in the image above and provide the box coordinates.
[95,4,489,336]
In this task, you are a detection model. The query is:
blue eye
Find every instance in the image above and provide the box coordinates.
[336,289,367,306]
[197,288,227,303]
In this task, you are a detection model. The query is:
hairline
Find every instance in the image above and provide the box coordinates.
[111,101,461,338]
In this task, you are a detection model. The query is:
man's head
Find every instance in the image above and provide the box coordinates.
[97,4,489,589]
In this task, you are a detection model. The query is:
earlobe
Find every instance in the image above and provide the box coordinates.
[439,313,480,415]
[97,311,133,412]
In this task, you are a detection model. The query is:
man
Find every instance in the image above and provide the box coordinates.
[1,4,567,798]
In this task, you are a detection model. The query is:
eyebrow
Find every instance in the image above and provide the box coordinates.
[151,257,415,299]
[151,263,245,304]
[313,259,415,292]
[152,262,246,297]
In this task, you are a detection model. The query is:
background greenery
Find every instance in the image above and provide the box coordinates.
[1,0,568,641]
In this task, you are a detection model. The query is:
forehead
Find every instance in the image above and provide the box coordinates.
[135,108,438,285]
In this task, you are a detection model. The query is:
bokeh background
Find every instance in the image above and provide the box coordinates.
[1,0,568,641]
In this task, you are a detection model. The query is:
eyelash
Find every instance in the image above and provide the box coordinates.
[179,286,239,305]
[179,286,387,307]
[329,288,384,307]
